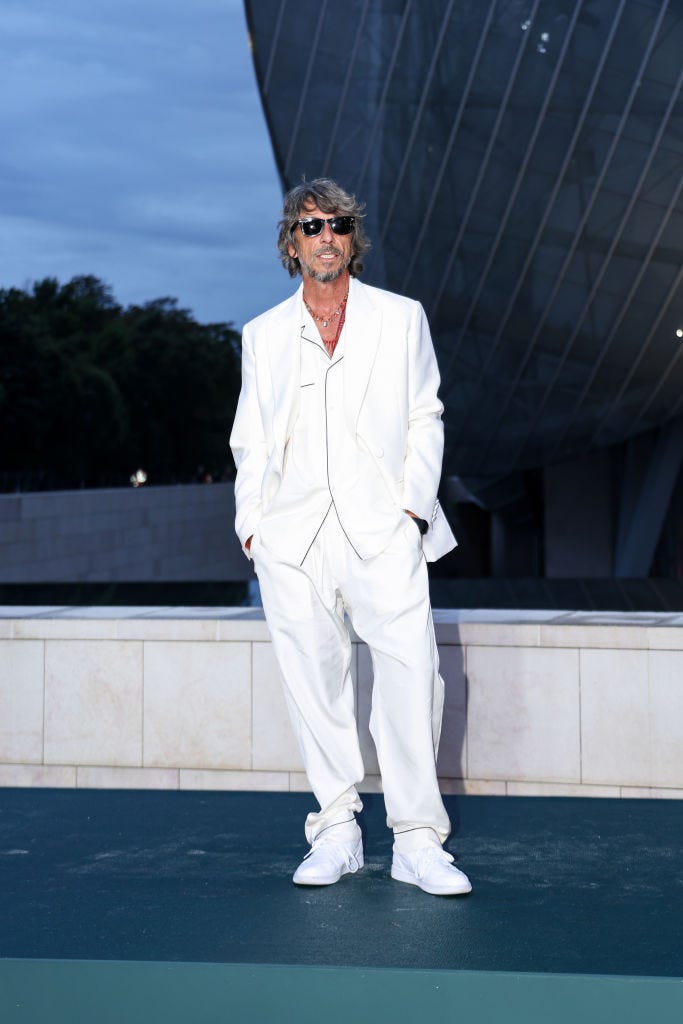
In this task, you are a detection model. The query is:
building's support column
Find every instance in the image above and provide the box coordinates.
[615,431,655,559]
[489,514,541,577]
[614,417,683,577]
[544,448,613,577]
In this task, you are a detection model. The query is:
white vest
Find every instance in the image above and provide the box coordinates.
[256,305,405,565]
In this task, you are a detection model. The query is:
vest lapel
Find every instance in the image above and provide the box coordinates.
[267,286,302,456]
[343,278,382,434]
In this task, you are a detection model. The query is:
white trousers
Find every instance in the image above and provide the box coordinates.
[251,508,451,851]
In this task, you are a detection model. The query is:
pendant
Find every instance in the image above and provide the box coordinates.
[323,320,328,327]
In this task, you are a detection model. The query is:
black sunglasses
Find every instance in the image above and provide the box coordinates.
[296,216,355,237]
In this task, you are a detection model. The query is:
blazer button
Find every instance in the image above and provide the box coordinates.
[374,446,384,458]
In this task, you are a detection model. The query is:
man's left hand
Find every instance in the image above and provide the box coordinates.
[404,509,429,535]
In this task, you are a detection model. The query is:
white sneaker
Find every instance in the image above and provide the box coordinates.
[293,829,364,886]
[391,846,472,896]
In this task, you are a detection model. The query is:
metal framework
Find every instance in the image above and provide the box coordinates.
[474,1,671,472]
[245,0,683,495]
[438,0,629,448]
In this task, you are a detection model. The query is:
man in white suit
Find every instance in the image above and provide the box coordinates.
[230,179,471,896]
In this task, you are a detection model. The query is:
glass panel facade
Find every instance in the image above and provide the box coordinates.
[246,0,683,487]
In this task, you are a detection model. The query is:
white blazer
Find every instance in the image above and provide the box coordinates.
[230,277,457,563]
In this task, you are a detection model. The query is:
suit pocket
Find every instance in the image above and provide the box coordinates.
[404,512,424,548]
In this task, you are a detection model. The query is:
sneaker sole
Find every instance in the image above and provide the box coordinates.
[293,845,364,886]
[293,866,362,886]
[390,865,472,896]
[293,872,344,886]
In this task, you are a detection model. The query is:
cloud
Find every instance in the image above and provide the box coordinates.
[0,0,288,326]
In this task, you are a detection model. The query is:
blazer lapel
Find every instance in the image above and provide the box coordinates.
[343,278,382,435]
[266,285,302,455]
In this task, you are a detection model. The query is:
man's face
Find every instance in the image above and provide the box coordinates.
[288,203,354,283]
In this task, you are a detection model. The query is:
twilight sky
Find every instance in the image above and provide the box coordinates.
[0,0,290,328]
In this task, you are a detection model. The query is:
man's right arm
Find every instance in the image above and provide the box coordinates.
[229,323,268,557]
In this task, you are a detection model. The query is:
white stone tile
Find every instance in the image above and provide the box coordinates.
[12,618,119,640]
[116,619,217,641]
[580,649,649,786]
[0,640,44,763]
[358,775,383,793]
[620,786,683,800]
[52,606,148,619]
[211,608,264,620]
[646,627,683,651]
[649,650,683,788]
[76,766,178,789]
[436,644,467,779]
[251,642,304,772]
[288,772,312,792]
[450,778,507,796]
[467,646,581,783]
[431,615,465,645]
[141,607,226,620]
[179,769,289,791]
[458,623,541,648]
[436,608,559,624]
[540,624,648,650]
[506,781,620,797]
[0,764,76,787]
[45,640,143,766]
[557,611,674,626]
[437,778,469,795]
[216,618,271,643]
[143,640,251,769]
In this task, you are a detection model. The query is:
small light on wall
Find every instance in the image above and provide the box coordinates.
[130,468,148,487]
[676,328,683,338]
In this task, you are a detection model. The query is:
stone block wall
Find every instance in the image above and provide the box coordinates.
[1,607,682,798]
[0,483,247,582]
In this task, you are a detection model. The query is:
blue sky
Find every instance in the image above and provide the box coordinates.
[0,0,289,328]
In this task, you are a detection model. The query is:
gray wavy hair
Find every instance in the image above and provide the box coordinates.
[277,178,371,278]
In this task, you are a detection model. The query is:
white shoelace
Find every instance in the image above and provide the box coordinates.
[304,834,361,872]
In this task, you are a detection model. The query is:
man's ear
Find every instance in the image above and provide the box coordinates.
[288,243,298,259]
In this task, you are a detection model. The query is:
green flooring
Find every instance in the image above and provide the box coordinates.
[1,960,682,1024]
[1,789,682,1021]
[2,790,682,975]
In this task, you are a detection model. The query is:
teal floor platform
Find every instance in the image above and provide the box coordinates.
[1,790,681,1022]
[2,960,682,1024]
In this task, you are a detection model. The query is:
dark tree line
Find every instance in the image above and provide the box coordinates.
[0,276,243,491]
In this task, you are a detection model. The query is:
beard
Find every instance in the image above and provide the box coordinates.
[299,246,352,283]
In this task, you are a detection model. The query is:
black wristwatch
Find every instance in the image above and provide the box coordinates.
[412,515,429,535]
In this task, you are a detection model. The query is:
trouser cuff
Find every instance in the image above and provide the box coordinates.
[392,826,443,853]
[305,786,363,844]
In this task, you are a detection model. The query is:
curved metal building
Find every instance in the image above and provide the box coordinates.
[245,0,683,581]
